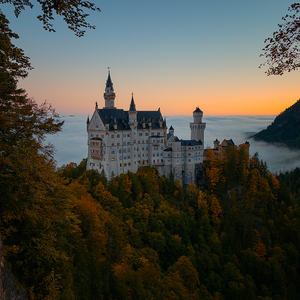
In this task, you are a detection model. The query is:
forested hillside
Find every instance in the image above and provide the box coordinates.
[2,142,300,299]
[253,99,300,148]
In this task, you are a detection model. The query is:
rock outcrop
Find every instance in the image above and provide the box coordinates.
[0,240,28,300]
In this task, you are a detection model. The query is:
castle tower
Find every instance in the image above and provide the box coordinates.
[128,94,138,172]
[128,93,137,124]
[103,70,116,109]
[190,107,206,143]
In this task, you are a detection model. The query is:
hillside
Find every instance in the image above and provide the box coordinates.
[253,99,300,148]
[3,146,300,299]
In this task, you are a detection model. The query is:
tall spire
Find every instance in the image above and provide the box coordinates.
[106,69,114,91]
[104,69,116,109]
[129,93,136,111]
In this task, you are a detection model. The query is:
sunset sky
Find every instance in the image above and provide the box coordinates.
[2,0,300,116]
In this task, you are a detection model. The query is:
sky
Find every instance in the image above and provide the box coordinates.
[2,0,300,116]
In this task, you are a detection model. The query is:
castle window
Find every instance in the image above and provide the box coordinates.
[153,160,155,163]
[139,133,143,136]
[111,158,115,161]
[161,159,163,162]
[157,159,159,163]
[91,134,94,137]
[101,135,104,138]
[145,133,149,136]
[119,149,122,153]
[117,143,120,146]
[123,134,126,137]
[127,142,130,145]
[127,149,130,152]
[112,143,114,146]
[120,163,122,167]
[117,134,120,138]
[127,134,130,137]
[128,163,131,166]
[111,135,114,138]
[111,150,115,154]
[124,163,127,167]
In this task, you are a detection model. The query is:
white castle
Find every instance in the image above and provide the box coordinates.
[86,72,206,186]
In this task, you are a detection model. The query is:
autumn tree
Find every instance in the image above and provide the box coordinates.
[260,3,300,75]
[1,0,101,36]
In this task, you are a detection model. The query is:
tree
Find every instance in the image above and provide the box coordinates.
[0,10,73,299]
[1,0,101,36]
[260,3,300,75]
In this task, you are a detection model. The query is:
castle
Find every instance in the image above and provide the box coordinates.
[86,72,206,186]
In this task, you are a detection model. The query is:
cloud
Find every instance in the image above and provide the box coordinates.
[47,115,300,173]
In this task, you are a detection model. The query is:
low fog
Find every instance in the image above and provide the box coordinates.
[47,115,300,173]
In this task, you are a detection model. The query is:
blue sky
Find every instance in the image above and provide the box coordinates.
[2,0,300,115]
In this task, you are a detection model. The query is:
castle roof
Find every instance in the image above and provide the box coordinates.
[96,108,166,131]
[167,133,173,140]
[106,72,114,90]
[224,139,235,146]
[129,94,136,111]
[194,107,202,113]
[181,139,203,146]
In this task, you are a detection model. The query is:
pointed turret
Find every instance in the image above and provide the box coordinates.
[106,71,114,90]
[104,70,116,109]
[86,115,90,130]
[128,93,137,125]
[129,93,136,111]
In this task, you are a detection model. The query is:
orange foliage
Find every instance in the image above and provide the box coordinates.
[254,242,267,260]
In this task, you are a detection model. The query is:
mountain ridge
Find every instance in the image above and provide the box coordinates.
[253,99,300,148]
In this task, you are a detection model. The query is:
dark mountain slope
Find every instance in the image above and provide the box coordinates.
[253,99,300,148]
